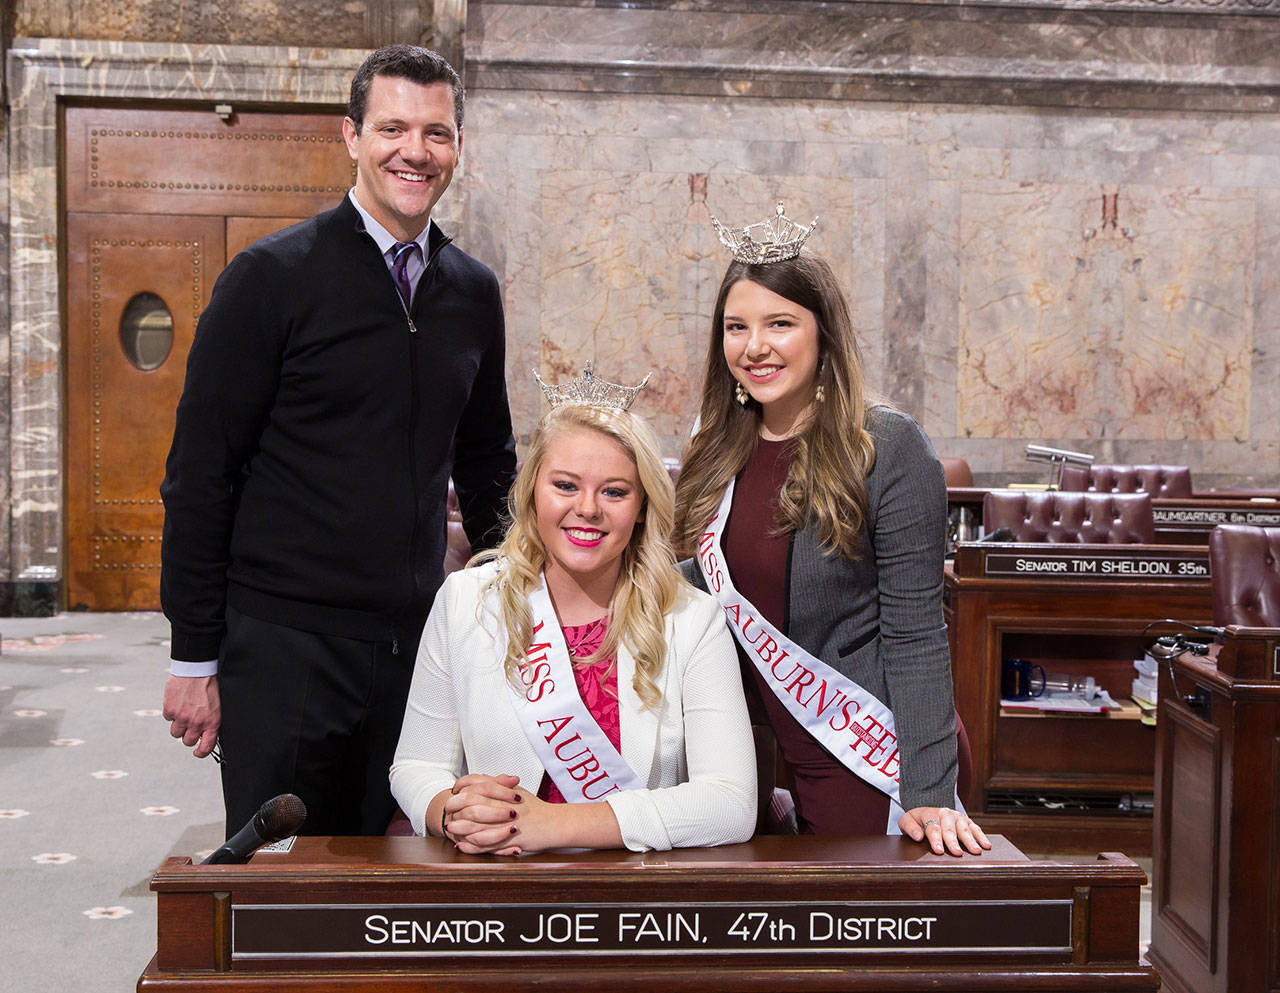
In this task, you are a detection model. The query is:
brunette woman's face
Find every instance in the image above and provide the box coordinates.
[721,279,821,436]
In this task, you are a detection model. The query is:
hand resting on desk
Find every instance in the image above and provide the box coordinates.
[900,805,991,857]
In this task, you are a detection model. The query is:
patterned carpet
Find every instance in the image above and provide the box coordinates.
[0,612,223,993]
[1,611,1152,991]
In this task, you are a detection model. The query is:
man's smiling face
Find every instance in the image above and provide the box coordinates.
[342,74,461,242]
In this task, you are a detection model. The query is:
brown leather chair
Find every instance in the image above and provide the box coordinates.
[443,479,473,576]
[1059,463,1193,499]
[385,808,415,836]
[442,462,527,576]
[939,456,973,488]
[1208,524,1280,627]
[982,490,1155,544]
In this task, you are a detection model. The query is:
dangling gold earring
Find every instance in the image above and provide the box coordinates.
[734,383,749,406]
[815,383,826,403]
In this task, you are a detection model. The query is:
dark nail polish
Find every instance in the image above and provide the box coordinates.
[509,825,517,835]
[509,809,517,819]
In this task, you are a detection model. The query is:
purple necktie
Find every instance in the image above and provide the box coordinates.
[391,241,421,309]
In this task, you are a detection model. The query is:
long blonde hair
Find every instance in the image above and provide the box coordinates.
[475,404,680,710]
[673,253,878,559]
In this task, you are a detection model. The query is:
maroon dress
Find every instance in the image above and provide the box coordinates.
[721,438,893,834]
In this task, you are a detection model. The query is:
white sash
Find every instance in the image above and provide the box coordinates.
[506,578,645,803]
[697,481,913,832]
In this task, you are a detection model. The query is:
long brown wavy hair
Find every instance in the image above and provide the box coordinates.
[673,253,878,560]
[473,404,681,710]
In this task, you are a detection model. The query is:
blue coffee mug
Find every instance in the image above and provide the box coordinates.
[1002,658,1046,699]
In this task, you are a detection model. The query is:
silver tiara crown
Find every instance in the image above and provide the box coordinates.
[533,362,652,412]
[710,202,819,264]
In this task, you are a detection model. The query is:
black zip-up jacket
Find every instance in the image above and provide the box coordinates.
[160,197,516,661]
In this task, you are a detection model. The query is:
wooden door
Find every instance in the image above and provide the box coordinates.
[64,213,224,609]
[63,104,353,610]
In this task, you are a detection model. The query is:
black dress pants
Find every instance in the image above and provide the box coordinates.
[216,605,418,838]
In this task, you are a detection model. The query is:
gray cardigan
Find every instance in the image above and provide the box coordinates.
[689,405,957,812]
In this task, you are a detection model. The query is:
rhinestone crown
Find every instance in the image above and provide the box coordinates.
[711,202,819,264]
[534,362,652,412]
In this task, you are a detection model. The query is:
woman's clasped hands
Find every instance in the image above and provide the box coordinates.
[437,771,625,855]
[438,773,529,856]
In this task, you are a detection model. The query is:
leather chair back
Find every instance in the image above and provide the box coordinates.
[443,520,472,576]
[1208,524,1280,627]
[443,479,472,575]
[442,462,524,577]
[940,456,973,488]
[1059,463,1193,499]
[982,490,1155,544]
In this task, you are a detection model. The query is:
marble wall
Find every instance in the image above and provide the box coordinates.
[2,0,1279,608]
[465,91,1280,482]
[461,0,1280,490]
[0,88,10,609]
[13,0,424,49]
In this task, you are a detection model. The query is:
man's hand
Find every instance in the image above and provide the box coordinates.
[162,675,221,758]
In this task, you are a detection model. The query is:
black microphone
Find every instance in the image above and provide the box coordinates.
[978,527,1015,543]
[202,794,307,865]
[1194,625,1226,639]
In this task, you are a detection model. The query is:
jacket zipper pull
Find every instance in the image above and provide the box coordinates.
[407,316,417,335]
[391,638,399,656]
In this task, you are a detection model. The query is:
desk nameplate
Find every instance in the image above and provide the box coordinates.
[983,551,1208,579]
[232,899,1072,959]
[1153,506,1280,528]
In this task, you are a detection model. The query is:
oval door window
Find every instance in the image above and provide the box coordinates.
[119,292,174,371]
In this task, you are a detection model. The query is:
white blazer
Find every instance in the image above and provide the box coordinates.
[390,565,757,851]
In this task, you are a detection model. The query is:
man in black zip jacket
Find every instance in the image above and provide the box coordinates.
[159,45,516,837]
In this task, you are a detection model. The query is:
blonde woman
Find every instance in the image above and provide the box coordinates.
[391,382,756,854]
[673,205,988,856]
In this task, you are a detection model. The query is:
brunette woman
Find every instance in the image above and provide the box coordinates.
[673,206,988,856]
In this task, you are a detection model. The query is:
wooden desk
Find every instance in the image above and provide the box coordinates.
[948,488,1280,548]
[137,835,1156,993]
[1148,625,1280,993]
[945,541,1213,853]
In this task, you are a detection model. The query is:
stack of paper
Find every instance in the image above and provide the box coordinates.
[1132,655,1158,707]
[1131,654,1159,725]
[1000,688,1120,714]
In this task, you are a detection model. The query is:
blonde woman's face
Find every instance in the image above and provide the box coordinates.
[534,426,644,597]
